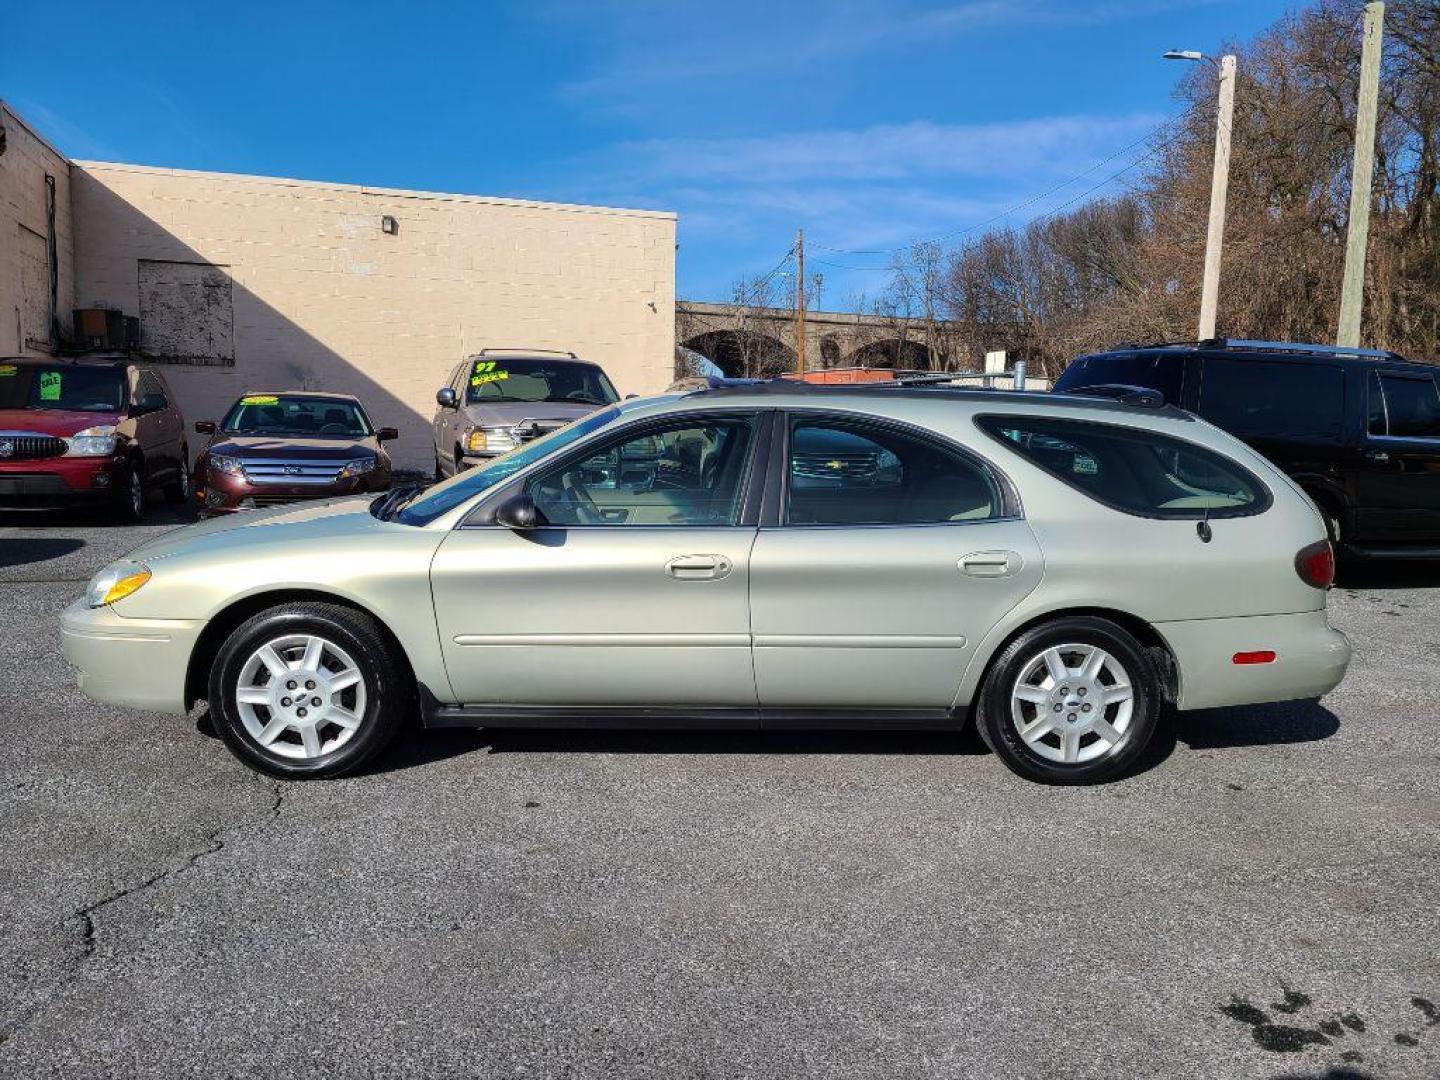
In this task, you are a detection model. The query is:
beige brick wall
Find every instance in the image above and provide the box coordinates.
[71,162,676,470]
[0,103,75,356]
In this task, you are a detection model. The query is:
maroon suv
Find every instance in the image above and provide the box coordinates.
[0,355,189,521]
[192,391,397,515]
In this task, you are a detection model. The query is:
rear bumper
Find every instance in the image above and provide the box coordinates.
[59,598,201,715]
[1159,608,1351,711]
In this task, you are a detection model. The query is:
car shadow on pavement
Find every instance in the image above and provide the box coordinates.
[374,723,991,775]
[1127,699,1341,782]
[0,500,198,530]
[0,536,86,567]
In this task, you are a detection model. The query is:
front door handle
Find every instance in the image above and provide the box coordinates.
[959,550,1021,577]
[666,554,732,581]
[1364,448,1391,464]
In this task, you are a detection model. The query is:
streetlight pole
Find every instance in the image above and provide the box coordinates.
[1165,49,1237,342]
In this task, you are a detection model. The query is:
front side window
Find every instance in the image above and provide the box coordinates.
[1373,373,1440,439]
[529,418,755,526]
[786,418,1002,526]
[978,415,1269,519]
[0,364,126,413]
[465,357,619,408]
[394,407,623,525]
[221,395,371,438]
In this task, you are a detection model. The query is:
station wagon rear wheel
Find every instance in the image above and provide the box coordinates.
[976,616,1161,785]
[209,602,409,779]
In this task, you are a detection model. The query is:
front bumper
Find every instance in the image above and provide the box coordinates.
[1159,608,1352,711]
[0,456,125,503]
[195,469,386,515]
[59,598,202,715]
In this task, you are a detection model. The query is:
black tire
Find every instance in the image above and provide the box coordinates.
[112,461,146,523]
[207,601,410,779]
[433,455,444,482]
[165,447,190,504]
[975,616,1161,785]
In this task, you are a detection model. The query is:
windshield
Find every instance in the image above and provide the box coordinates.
[1054,352,1184,404]
[393,407,622,526]
[221,395,371,438]
[0,363,126,413]
[464,357,619,407]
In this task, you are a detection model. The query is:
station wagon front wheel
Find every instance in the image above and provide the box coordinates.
[208,602,408,779]
[976,616,1161,785]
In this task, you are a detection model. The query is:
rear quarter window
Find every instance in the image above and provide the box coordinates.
[977,414,1271,520]
[1198,358,1344,440]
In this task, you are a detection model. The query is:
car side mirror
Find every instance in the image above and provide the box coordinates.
[494,493,540,530]
[194,420,216,434]
[377,426,399,442]
[436,387,458,409]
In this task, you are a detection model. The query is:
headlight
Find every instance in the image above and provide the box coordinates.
[338,456,376,478]
[85,561,152,608]
[66,425,118,457]
[209,455,244,476]
[467,427,516,454]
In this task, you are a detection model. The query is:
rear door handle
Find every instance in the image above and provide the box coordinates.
[666,554,733,581]
[959,550,1021,577]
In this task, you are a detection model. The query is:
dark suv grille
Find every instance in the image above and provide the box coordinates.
[0,434,67,461]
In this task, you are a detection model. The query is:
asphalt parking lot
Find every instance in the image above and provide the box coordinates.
[1,505,1438,1080]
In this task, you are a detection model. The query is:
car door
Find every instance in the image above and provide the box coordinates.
[126,369,170,484]
[143,369,185,479]
[433,363,463,470]
[749,412,1043,715]
[429,410,769,709]
[1353,368,1440,546]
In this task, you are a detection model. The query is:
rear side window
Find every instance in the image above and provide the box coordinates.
[977,415,1270,519]
[1198,358,1343,439]
[1055,352,1183,403]
[786,418,1002,526]
[1370,372,1440,438]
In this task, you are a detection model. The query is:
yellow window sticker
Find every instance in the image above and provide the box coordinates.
[39,371,63,401]
[471,371,509,387]
[241,395,279,405]
[0,364,16,376]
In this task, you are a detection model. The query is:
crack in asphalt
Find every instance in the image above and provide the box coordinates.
[0,778,286,1049]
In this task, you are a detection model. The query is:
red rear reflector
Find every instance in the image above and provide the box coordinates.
[1233,650,1277,665]
[1294,540,1335,589]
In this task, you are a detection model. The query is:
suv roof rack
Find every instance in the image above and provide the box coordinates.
[1114,338,1407,362]
[474,347,580,359]
[1060,383,1166,407]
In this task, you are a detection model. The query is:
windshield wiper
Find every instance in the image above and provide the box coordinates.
[371,482,421,522]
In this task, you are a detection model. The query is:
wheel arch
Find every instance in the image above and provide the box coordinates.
[184,588,418,711]
[959,605,1179,713]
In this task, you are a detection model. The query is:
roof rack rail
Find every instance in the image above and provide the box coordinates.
[1213,338,1401,360]
[475,347,580,359]
[1113,337,1405,361]
[1061,383,1167,407]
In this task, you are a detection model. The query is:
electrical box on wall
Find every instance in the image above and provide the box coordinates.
[73,308,128,349]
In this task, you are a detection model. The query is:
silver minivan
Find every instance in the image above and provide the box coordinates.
[431,349,619,479]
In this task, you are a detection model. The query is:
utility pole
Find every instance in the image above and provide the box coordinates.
[1337,1,1386,348]
[794,228,807,375]
[1198,54,1236,341]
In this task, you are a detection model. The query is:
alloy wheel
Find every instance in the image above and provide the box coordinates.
[233,633,368,760]
[1009,643,1134,765]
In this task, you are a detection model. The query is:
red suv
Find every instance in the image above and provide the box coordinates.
[0,355,189,521]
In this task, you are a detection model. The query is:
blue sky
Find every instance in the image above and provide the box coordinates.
[4,0,1290,305]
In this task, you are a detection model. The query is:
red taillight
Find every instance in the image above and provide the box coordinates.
[1294,540,1335,589]
[1233,650,1277,665]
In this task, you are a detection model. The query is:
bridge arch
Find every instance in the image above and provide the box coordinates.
[680,329,797,379]
[844,339,939,369]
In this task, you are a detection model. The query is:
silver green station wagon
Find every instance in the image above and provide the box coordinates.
[61,383,1351,784]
